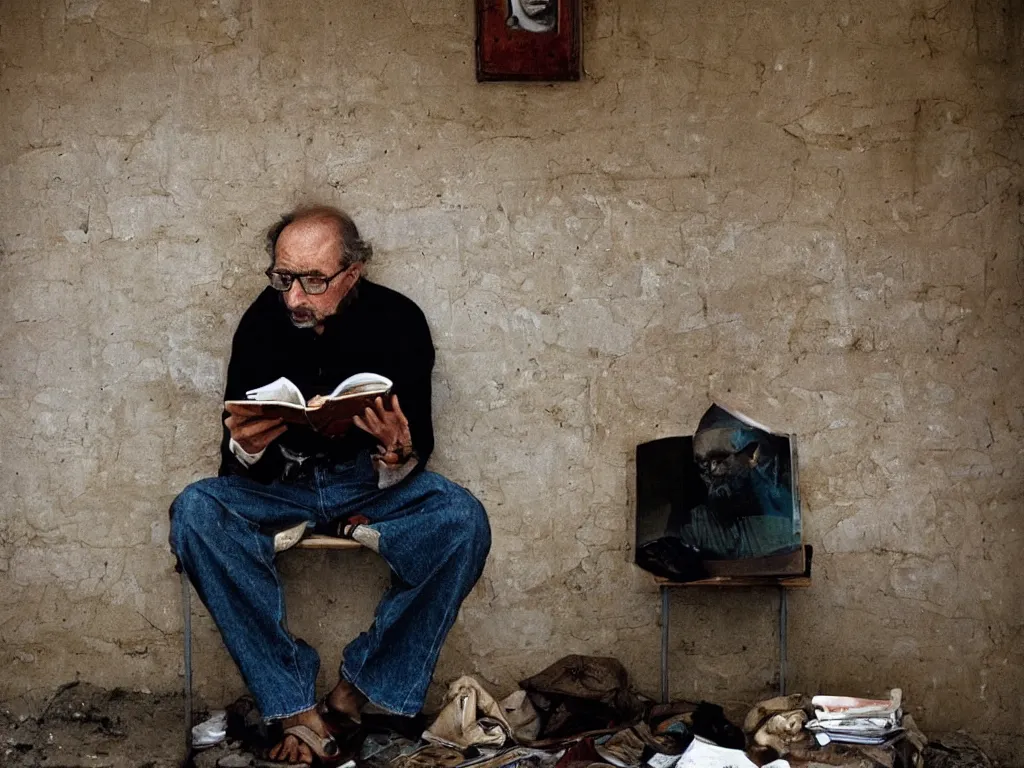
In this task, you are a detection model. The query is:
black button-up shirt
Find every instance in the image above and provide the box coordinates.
[218,279,435,482]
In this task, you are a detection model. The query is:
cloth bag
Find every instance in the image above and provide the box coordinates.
[423,676,513,749]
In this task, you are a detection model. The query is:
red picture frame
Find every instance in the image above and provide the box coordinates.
[476,0,582,82]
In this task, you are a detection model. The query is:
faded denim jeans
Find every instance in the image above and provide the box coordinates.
[170,451,491,720]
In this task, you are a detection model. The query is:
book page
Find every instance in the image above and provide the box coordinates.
[328,373,392,399]
[243,377,306,407]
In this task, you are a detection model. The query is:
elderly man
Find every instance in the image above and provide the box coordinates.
[170,205,491,765]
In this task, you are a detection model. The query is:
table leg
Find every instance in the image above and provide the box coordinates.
[778,586,788,696]
[660,585,669,703]
[181,572,193,762]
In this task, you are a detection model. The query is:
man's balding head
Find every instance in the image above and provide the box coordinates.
[266,205,373,270]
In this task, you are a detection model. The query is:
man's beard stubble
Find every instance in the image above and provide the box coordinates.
[281,280,360,329]
[288,307,319,328]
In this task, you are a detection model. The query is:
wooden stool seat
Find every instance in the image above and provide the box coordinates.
[292,534,364,551]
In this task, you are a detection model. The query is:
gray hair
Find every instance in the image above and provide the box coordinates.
[265,205,374,267]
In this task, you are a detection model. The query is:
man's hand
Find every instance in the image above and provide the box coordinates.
[225,403,288,454]
[353,395,414,465]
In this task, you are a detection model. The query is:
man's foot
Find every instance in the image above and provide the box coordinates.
[324,678,367,724]
[266,681,366,764]
[268,708,331,765]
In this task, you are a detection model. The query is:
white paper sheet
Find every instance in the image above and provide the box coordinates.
[675,737,758,768]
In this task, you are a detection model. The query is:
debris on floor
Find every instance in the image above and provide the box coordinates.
[0,658,999,768]
[193,710,229,749]
[184,656,949,768]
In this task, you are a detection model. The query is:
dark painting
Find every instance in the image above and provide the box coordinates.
[476,0,581,81]
[635,404,803,582]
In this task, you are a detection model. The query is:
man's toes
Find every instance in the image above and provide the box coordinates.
[268,737,283,759]
[269,735,309,763]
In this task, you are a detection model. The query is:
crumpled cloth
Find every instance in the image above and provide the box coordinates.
[521,655,637,711]
[520,655,643,738]
[393,743,466,768]
[753,711,808,754]
[742,694,813,755]
[500,688,542,743]
[596,723,686,767]
[554,738,603,768]
[423,676,513,749]
[741,694,809,733]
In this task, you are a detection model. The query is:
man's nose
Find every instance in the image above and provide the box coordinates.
[284,279,306,305]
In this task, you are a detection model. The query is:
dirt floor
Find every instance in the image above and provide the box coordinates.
[1,682,185,768]
[0,682,416,768]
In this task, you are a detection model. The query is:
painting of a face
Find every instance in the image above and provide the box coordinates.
[634,403,803,574]
[508,0,557,32]
[477,0,581,81]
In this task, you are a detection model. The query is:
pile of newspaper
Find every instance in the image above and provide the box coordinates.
[804,689,904,746]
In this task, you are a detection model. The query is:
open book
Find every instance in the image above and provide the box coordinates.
[225,373,392,437]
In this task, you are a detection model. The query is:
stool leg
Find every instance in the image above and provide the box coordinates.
[181,571,193,761]
[660,585,670,703]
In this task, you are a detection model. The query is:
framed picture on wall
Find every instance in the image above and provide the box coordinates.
[475,0,582,81]
[634,404,808,583]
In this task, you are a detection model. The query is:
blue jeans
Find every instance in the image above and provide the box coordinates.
[170,451,491,720]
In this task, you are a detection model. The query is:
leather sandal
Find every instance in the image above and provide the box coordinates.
[274,725,346,767]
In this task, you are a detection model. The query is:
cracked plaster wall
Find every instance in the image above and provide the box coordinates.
[1,0,1022,762]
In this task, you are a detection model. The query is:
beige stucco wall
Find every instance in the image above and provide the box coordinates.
[1,0,1021,761]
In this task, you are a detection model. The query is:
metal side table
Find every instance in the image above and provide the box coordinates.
[657,573,811,702]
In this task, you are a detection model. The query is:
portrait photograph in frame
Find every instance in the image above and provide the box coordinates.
[476,0,582,81]
[634,404,807,583]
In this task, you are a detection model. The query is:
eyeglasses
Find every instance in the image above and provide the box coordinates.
[265,266,349,295]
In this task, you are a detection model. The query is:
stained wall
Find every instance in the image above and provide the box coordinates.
[1,0,1021,762]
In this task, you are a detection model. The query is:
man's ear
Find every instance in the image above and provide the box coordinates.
[344,262,365,287]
